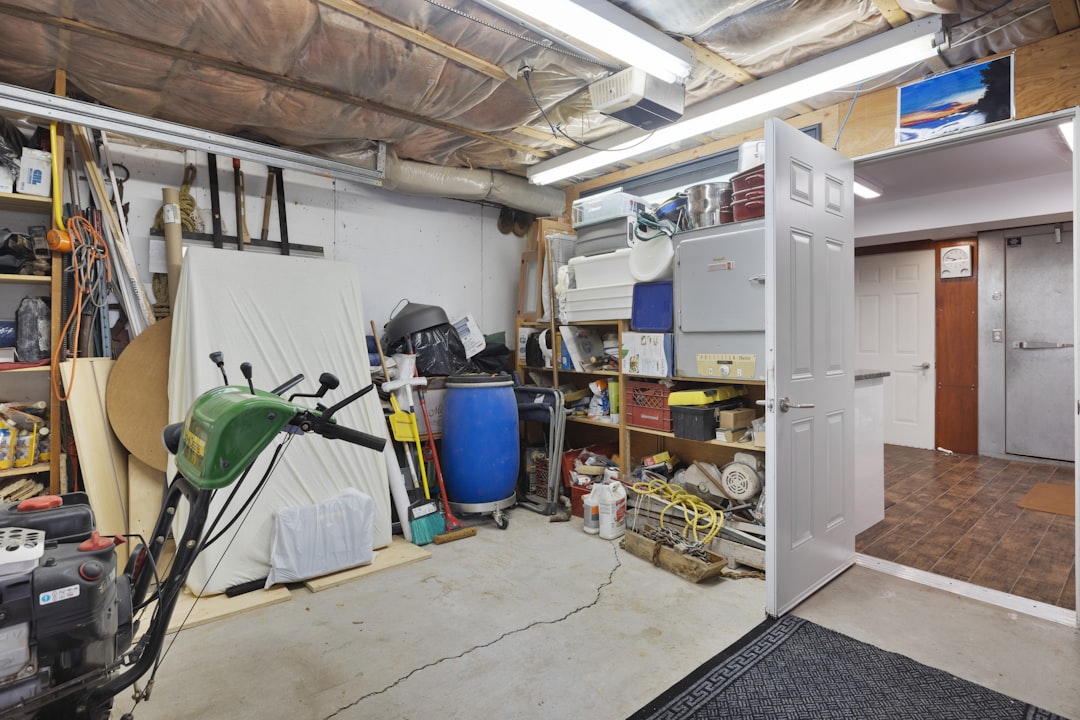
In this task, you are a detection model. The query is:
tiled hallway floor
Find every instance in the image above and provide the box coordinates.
[857,445,1075,609]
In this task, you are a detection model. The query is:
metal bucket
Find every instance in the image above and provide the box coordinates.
[686,182,732,229]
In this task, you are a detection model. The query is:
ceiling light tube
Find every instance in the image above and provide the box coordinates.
[853,178,883,199]
[489,0,692,84]
[528,16,945,185]
[1060,120,1075,151]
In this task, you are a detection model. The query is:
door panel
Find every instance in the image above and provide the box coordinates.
[1005,229,1074,461]
[854,250,936,448]
[765,118,855,617]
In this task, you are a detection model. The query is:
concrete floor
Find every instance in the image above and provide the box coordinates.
[119,510,1080,720]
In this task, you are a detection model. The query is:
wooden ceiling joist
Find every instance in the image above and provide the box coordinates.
[869,0,912,28]
[680,37,756,84]
[513,125,579,149]
[317,0,514,82]
[1049,0,1080,32]
[0,3,542,159]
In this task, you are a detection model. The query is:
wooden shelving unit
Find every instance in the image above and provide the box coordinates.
[0,148,64,496]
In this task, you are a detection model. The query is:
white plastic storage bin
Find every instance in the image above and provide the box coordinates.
[569,248,633,290]
[572,192,646,228]
[564,305,632,322]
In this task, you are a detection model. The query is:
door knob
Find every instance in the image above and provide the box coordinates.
[912,362,931,370]
[778,397,814,413]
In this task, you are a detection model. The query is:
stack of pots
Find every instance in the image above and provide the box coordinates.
[731,164,766,222]
[685,182,733,230]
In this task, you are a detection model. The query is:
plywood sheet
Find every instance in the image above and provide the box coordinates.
[60,358,129,567]
[128,454,166,545]
[107,317,172,472]
[165,586,293,635]
[302,536,430,592]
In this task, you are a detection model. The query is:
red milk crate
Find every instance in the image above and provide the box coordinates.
[624,379,692,432]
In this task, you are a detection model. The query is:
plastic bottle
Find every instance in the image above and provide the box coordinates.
[15,296,49,362]
[594,480,626,540]
[582,485,599,535]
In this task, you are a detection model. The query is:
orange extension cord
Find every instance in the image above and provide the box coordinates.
[51,215,112,402]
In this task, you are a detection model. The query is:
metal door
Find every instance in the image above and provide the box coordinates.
[765,118,855,616]
[1005,228,1074,461]
[854,250,936,449]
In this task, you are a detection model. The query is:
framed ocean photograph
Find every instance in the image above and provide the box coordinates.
[896,54,1014,144]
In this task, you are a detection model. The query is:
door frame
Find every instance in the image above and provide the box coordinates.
[850,107,1080,628]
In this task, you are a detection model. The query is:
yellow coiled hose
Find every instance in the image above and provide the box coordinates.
[631,477,723,545]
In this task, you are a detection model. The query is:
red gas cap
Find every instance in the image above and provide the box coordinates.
[78,531,115,552]
[17,496,63,512]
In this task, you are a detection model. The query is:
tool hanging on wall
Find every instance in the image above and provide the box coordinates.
[260,169,275,244]
[208,153,224,249]
[232,158,250,251]
[274,167,290,256]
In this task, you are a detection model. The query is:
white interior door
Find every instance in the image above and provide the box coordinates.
[765,118,856,616]
[854,250,936,449]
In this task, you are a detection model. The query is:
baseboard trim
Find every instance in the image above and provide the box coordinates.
[855,554,1077,627]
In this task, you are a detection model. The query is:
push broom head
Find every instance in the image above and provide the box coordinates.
[433,526,477,544]
[408,500,444,546]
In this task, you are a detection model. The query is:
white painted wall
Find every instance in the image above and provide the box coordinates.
[854,171,1073,245]
[101,143,526,344]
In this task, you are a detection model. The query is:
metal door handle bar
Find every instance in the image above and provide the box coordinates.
[779,397,814,412]
[912,362,931,369]
[748,274,766,285]
[1012,341,1074,350]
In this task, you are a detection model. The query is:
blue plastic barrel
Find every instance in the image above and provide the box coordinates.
[441,375,519,504]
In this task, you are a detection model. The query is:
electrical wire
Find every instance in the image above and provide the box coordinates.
[521,67,657,153]
[833,81,863,150]
[950,1,1049,48]
[50,215,112,402]
[949,0,1020,29]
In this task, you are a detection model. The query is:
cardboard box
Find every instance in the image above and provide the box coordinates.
[620,332,673,377]
[715,427,751,443]
[717,408,755,429]
[752,431,766,448]
[413,384,446,435]
[16,148,50,197]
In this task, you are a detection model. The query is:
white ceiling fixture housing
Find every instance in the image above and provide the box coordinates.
[528,15,947,186]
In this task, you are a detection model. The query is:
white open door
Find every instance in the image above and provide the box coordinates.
[765,118,856,616]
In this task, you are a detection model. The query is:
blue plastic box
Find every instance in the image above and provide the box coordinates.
[631,281,673,332]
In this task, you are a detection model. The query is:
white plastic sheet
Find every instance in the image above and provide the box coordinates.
[265,488,375,588]
[169,247,392,595]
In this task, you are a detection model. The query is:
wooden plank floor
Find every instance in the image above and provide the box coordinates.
[857,445,1075,609]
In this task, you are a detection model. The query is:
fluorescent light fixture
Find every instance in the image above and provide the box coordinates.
[1060,120,1075,151]
[853,178,882,199]
[489,0,692,84]
[528,16,945,185]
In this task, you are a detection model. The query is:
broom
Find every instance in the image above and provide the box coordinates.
[372,322,443,546]
[406,337,475,544]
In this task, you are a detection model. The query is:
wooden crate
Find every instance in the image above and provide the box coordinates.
[620,526,726,583]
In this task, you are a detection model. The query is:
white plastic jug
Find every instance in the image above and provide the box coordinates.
[582,485,599,535]
[594,481,626,540]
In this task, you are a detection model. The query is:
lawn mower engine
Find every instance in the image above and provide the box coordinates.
[0,493,133,719]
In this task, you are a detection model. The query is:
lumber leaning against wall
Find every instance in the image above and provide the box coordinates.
[566,27,1080,208]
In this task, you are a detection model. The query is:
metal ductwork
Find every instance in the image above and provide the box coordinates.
[382,151,567,218]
